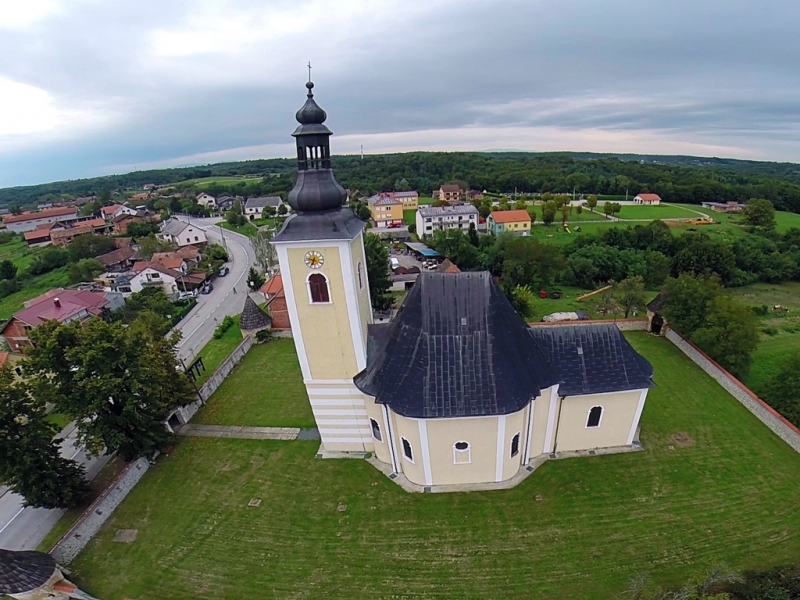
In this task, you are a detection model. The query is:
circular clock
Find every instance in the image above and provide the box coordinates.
[304,251,324,269]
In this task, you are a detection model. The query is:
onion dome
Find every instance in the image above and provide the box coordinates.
[295,82,327,125]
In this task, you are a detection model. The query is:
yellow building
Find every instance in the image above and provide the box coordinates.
[273,80,655,490]
[487,209,532,236]
[367,194,404,228]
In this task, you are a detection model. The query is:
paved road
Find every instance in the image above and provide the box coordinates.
[0,218,256,550]
[173,216,256,364]
[0,424,111,550]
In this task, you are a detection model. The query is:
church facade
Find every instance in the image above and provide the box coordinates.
[272,81,655,489]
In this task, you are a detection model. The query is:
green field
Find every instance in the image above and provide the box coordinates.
[418,196,435,205]
[193,339,315,428]
[614,203,701,220]
[403,209,416,225]
[0,267,70,319]
[71,334,800,600]
[162,176,264,189]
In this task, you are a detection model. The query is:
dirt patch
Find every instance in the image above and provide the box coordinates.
[113,529,138,543]
[216,462,239,472]
[670,432,695,448]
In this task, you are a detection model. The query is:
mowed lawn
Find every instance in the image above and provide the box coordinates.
[71,334,800,599]
[193,338,315,428]
[614,203,700,220]
[190,316,244,387]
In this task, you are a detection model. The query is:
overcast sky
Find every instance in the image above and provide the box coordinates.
[1,0,800,187]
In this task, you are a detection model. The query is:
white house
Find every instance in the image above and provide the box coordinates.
[633,193,661,205]
[196,193,216,208]
[244,196,283,220]
[415,204,479,236]
[129,264,180,295]
[158,218,208,247]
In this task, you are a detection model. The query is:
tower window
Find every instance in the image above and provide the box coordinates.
[401,437,414,463]
[586,406,603,428]
[370,418,382,442]
[308,273,330,303]
[510,432,520,458]
[453,441,471,464]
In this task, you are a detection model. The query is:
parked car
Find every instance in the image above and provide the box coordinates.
[177,290,196,300]
[218,266,230,277]
[200,283,214,295]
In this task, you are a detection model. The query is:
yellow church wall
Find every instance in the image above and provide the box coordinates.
[425,416,500,485]
[350,233,373,345]
[529,386,556,458]
[502,407,528,481]
[391,412,426,485]
[554,390,644,452]
[286,246,360,380]
[363,394,392,465]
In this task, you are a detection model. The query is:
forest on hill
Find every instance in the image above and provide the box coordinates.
[5,151,800,212]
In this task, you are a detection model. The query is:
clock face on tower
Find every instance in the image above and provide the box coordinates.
[304,251,324,269]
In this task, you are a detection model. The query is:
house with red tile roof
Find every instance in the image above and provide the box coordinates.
[633,193,661,205]
[3,207,78,233]
[487,209,532,236]
[260,274,290,330]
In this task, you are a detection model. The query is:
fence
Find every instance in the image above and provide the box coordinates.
[50,457,150,564]
[665,327,800,453]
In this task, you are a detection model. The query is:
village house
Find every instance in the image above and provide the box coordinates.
[367,194,404,228]
[3,206,79,233]
[158,218,207,247]
[129,263,181,295]
[487,209,532,236]
[393,191,419,209]
[0,288,123,351]
[260,274,290,330]
[633,193,661,205]
[244,196,283,220]
[415,204,479,235]
[438,184,463,203]
[196,192,216,208]
[96,246,136,272]
[149,252,188,273]
[112,210,159,234]
[701,201,745,213]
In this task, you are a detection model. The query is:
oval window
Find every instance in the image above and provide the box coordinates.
[454,441,469,451]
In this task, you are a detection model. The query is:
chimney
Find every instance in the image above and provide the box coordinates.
[53,297,61,308]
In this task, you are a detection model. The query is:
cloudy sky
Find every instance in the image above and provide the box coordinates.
[1,0,799,187]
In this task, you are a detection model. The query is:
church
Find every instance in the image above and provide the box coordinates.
[271,80,655,489]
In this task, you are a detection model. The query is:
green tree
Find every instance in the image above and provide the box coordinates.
[576,205,583,215]
[28,246,69,275]
[660,274,722,336]
[0,369,90,509]
[595,287,621,318]
[510,285,536,320]
[68,258,104,284]
[125,222,160,238]
[277,204,288,216]
[98,188,112,205]
[514,199,527,210]
[762,352,800,427]
[502,237,565,290]
[26,316,195,461]
[137,234,176,260]
[615,276,646,318]
[586,195,598,212]
[692,295,759,377]
[603,201,614,216]
[644,251,672,288]
[561,204,569,226]
[430,229,480,269]
[364,232,394,311]
[0,259,17,280]
[541,201,556,226]
[247,267,265,291]
[67,234,117,262]
[741,198,776,230]
[467,221,479,247]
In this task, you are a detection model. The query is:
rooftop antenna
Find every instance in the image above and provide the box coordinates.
[307,61,312,83]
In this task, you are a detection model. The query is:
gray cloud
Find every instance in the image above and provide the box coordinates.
[1,0,800,186]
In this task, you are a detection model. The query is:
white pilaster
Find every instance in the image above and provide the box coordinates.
[627,389,648,445]
[543,385,560,454]
[418,419,433,486]
[495,415,506,482]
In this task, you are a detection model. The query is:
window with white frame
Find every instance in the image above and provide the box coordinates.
[401,437,414,462]
[453,441,471,464]
[308,273,330,303]
[510,432,520,458]
[370,418,382,442]
[586,406,603,428]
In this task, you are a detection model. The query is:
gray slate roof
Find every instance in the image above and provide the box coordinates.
[160,218,188,237]
[239,297,272,331]
[418,204,478,217]
[273,209,364,243]
[0,549,56,594]
[355,272,655,419]
[245,196,282,209]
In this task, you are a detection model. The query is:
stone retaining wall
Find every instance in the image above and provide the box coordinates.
[529,318,648,330]
[197,335,253,402]
[665,327,800,453]
[50,457,150,564]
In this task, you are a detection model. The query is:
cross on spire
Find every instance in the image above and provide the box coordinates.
[307,61,312,83]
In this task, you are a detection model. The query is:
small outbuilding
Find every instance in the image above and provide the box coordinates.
[646,292,666,335]
[239,296,272,339]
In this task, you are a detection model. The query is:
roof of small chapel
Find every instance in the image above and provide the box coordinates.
[239,297,272,331]
[355,271,655,419]
[0,549,56,594]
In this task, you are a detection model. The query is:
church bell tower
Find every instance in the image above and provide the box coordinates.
[271,79,374,453]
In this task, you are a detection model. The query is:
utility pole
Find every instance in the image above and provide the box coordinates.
[625,188,629,202]
[361,144,364,160]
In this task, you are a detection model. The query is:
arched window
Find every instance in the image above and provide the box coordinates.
[510,432,520,458]
[357,262,364,290]
[586,406,603,428]
[370,418,382,442]
[401,437,414,463]
[308,273,330,303]
[453,441,471,464]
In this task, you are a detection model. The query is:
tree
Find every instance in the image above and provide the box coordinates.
[514,199,527,210]
[691,295,759,377]
[0,259,17,280]
[510,285,536,320]
[28,246,68,275]
[430,229,480,269]
[644,251,672,288]
[741,198,776,230]
[247,267,265,291]
[137,234,176,260]
[9,205,22,215]
[660,274,722,336]
[126,221,160,238]
[501,237,565,290]
[68,258,104,284]
[576,205,583,215]
[0,369,90,509]
[561,204,569,226]
[467,222,479,247]
[252,229,276,274]
[277,204,288,216]
[586,195,598,212]
[603,201,614,216]
[364,232,394,311]
[541,201,556,226]
[67,234,117,262]
[615,276,646,318]
[595,287,621,318]
[26,316,196,461]
[762,352,800,427]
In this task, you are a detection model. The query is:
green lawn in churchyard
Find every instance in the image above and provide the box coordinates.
[188,315,243,387]
[193,338,315,428]
[71,333,800,599]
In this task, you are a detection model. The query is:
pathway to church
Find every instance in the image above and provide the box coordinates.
[177,424,320,441]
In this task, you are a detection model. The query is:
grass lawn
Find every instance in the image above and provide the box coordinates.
[614,203,700,220]
[71,334,800,600]
[402,209,416,225]
[191,315,244,387]
[533,285,658,320]
[0,267,70,319]
[219,221,258,237]
[194,338,314,428]
[418,196,435,205]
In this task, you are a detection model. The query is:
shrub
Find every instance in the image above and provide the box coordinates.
[213,315,235,338]
[170,299,197,327]
[762,326,778,336]
[752,304,769,316]
[255,329,272,343]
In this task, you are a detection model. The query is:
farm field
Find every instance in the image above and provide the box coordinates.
[614,203,702,220]
[71,334,800,600]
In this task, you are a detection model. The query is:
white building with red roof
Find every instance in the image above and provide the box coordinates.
[633,193,661,205]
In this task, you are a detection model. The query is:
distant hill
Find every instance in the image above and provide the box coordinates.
[4,151,800,213]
